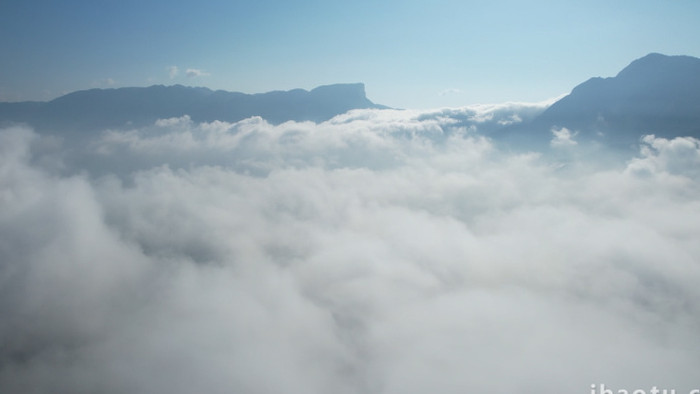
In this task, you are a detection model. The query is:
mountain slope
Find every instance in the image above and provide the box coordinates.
[0,83,387,133]
[505,53,700,148]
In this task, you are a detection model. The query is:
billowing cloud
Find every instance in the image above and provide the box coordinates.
[186,68,210,78]
[626,134,700,179]
[1,108,700,393]
[550,126,578,147]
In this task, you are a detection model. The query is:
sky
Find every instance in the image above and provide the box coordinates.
[1,0,700,108]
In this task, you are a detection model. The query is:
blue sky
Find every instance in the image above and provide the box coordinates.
[1,0,699,108]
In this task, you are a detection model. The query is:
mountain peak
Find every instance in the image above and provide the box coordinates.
[310,82,365,95]
[515,53,700,148]
[616,53,700,79]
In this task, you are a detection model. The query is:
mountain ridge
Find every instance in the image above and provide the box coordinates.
[0,83,387,133]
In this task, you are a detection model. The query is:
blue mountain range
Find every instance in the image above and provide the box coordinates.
[0,83,387,133]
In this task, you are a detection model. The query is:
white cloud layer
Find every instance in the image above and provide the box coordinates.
[1,108,700,393]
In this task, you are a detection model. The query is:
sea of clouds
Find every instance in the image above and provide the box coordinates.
[1,105,700,393]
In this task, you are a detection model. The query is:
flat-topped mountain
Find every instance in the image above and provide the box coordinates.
[508,53,700,148]
[0,83,387,133]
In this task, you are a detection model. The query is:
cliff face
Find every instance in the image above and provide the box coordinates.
[0,83,386,133]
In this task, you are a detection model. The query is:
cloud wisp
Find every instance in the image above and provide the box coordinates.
[1,108,700,393]
[167,65,179,79]
[438,88,462,97]
[166,66,210,80]
[185,68,210,78]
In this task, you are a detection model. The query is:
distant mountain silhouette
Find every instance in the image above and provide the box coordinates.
[0,83,387,133]
[503,53,700,149]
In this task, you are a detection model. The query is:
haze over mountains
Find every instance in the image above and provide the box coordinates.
[1,53,699,151]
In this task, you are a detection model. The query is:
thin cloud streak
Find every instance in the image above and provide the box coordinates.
[186,68,210,78]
